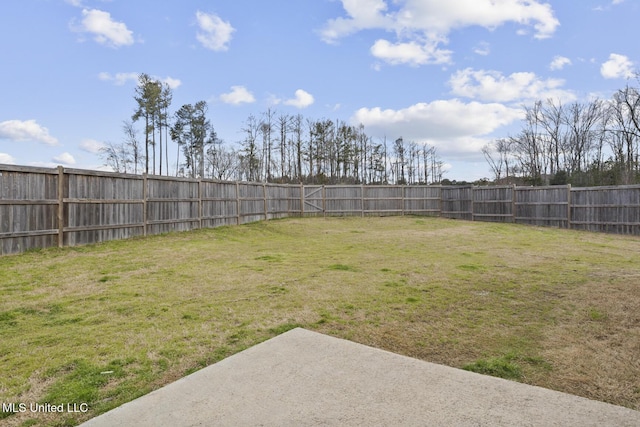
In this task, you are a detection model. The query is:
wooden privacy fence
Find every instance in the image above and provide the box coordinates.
[1,164,640,255]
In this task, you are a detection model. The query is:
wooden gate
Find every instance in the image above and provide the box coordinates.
[303,186,324,216]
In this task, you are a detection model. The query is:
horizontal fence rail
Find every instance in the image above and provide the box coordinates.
[1,164,640,255]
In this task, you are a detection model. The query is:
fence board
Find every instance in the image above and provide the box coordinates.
[441,186,473,220]
[2,164,640,255]
[64,170,145,246]
[570,185,640,235]
[404,186,440,216]
[201,181,238,228]
[363,186,403,216]
[473,186,514,223]
[324,186,362,216]
[145,176,199,235]
[266,184,299,219]
[238,182,266,224]
[0,167,59,255]
[515,186,569,228]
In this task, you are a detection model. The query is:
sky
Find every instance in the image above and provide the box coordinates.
[0,0,638,181]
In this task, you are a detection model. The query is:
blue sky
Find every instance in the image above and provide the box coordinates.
[0,0,638,180]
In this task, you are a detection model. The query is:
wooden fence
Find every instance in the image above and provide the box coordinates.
[1,165,639,255]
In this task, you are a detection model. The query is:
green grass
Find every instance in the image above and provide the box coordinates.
[463,352,553,380]
[463,353,523,380]
[43,359,128,404]
[1,216,640,425]
[587,307,607,321]
[327,263,357,271]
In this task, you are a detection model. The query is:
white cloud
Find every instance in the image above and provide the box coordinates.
[220,86,256,105]
[351,99,524,156]
[473,41,490,56]
[162,77,182,90]
[98,72,181,89]
[0,153,16,164]
[320,0,393,43]
[321,0,559,66]
[80,139,105,154]
[0,120,59,145]
[550,55,571,70]
[593,0,624,11]
[284,90,315,109]
[28,161,59,168]
[94,164,116,172]
[195,11,235,51]
[370,39,452,66]
[601,53,635,79]
[53,152,76,166]
[75,9,134,48]
[409,0,558,38]
[449,68,575,103]
[98,71,138,85]
[266,94,282,106]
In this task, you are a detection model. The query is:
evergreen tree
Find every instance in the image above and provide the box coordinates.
[132,73,161,175]
[170,101,215,178]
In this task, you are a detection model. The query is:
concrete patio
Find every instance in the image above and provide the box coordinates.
[81,328,640,426]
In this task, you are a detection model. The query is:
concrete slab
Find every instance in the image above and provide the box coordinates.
[81,328,640,426]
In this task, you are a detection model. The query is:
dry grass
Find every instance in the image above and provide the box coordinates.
[541,267,640,408]
[1,216,639,426]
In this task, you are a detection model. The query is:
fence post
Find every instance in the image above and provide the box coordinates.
[512,184,517,224]
[361,184,365,217]
[235,182,241,225]
[471,186,475,221]
[567,184,572,229]
[263,183,268,221]
[57,166,64,248]
[300,183,305,217]
[322,185,326,218]
[401,185,405,216]
[143,173,148,236]
[198,179,203,229]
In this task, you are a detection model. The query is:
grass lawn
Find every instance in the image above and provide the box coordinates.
[1,216,640,426]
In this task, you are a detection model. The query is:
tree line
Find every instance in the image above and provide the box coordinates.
[101,74,445,185]
[483,80,640,186]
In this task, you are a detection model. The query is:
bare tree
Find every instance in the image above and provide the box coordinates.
[563,100,603,178]
[260,108,275,181]
[422,145,431,184]
[482,138,515,182]
[276,113,291,180]
[100,141,131,173]
[539,98,565,175]
[240,114,262,182]
[206,140,239,180]
[291,114,304,181]
[307,119,334,182]
[122,120,143,174]
[357,124,368,184]
[393,137,406,184]
[610,85,640,183]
